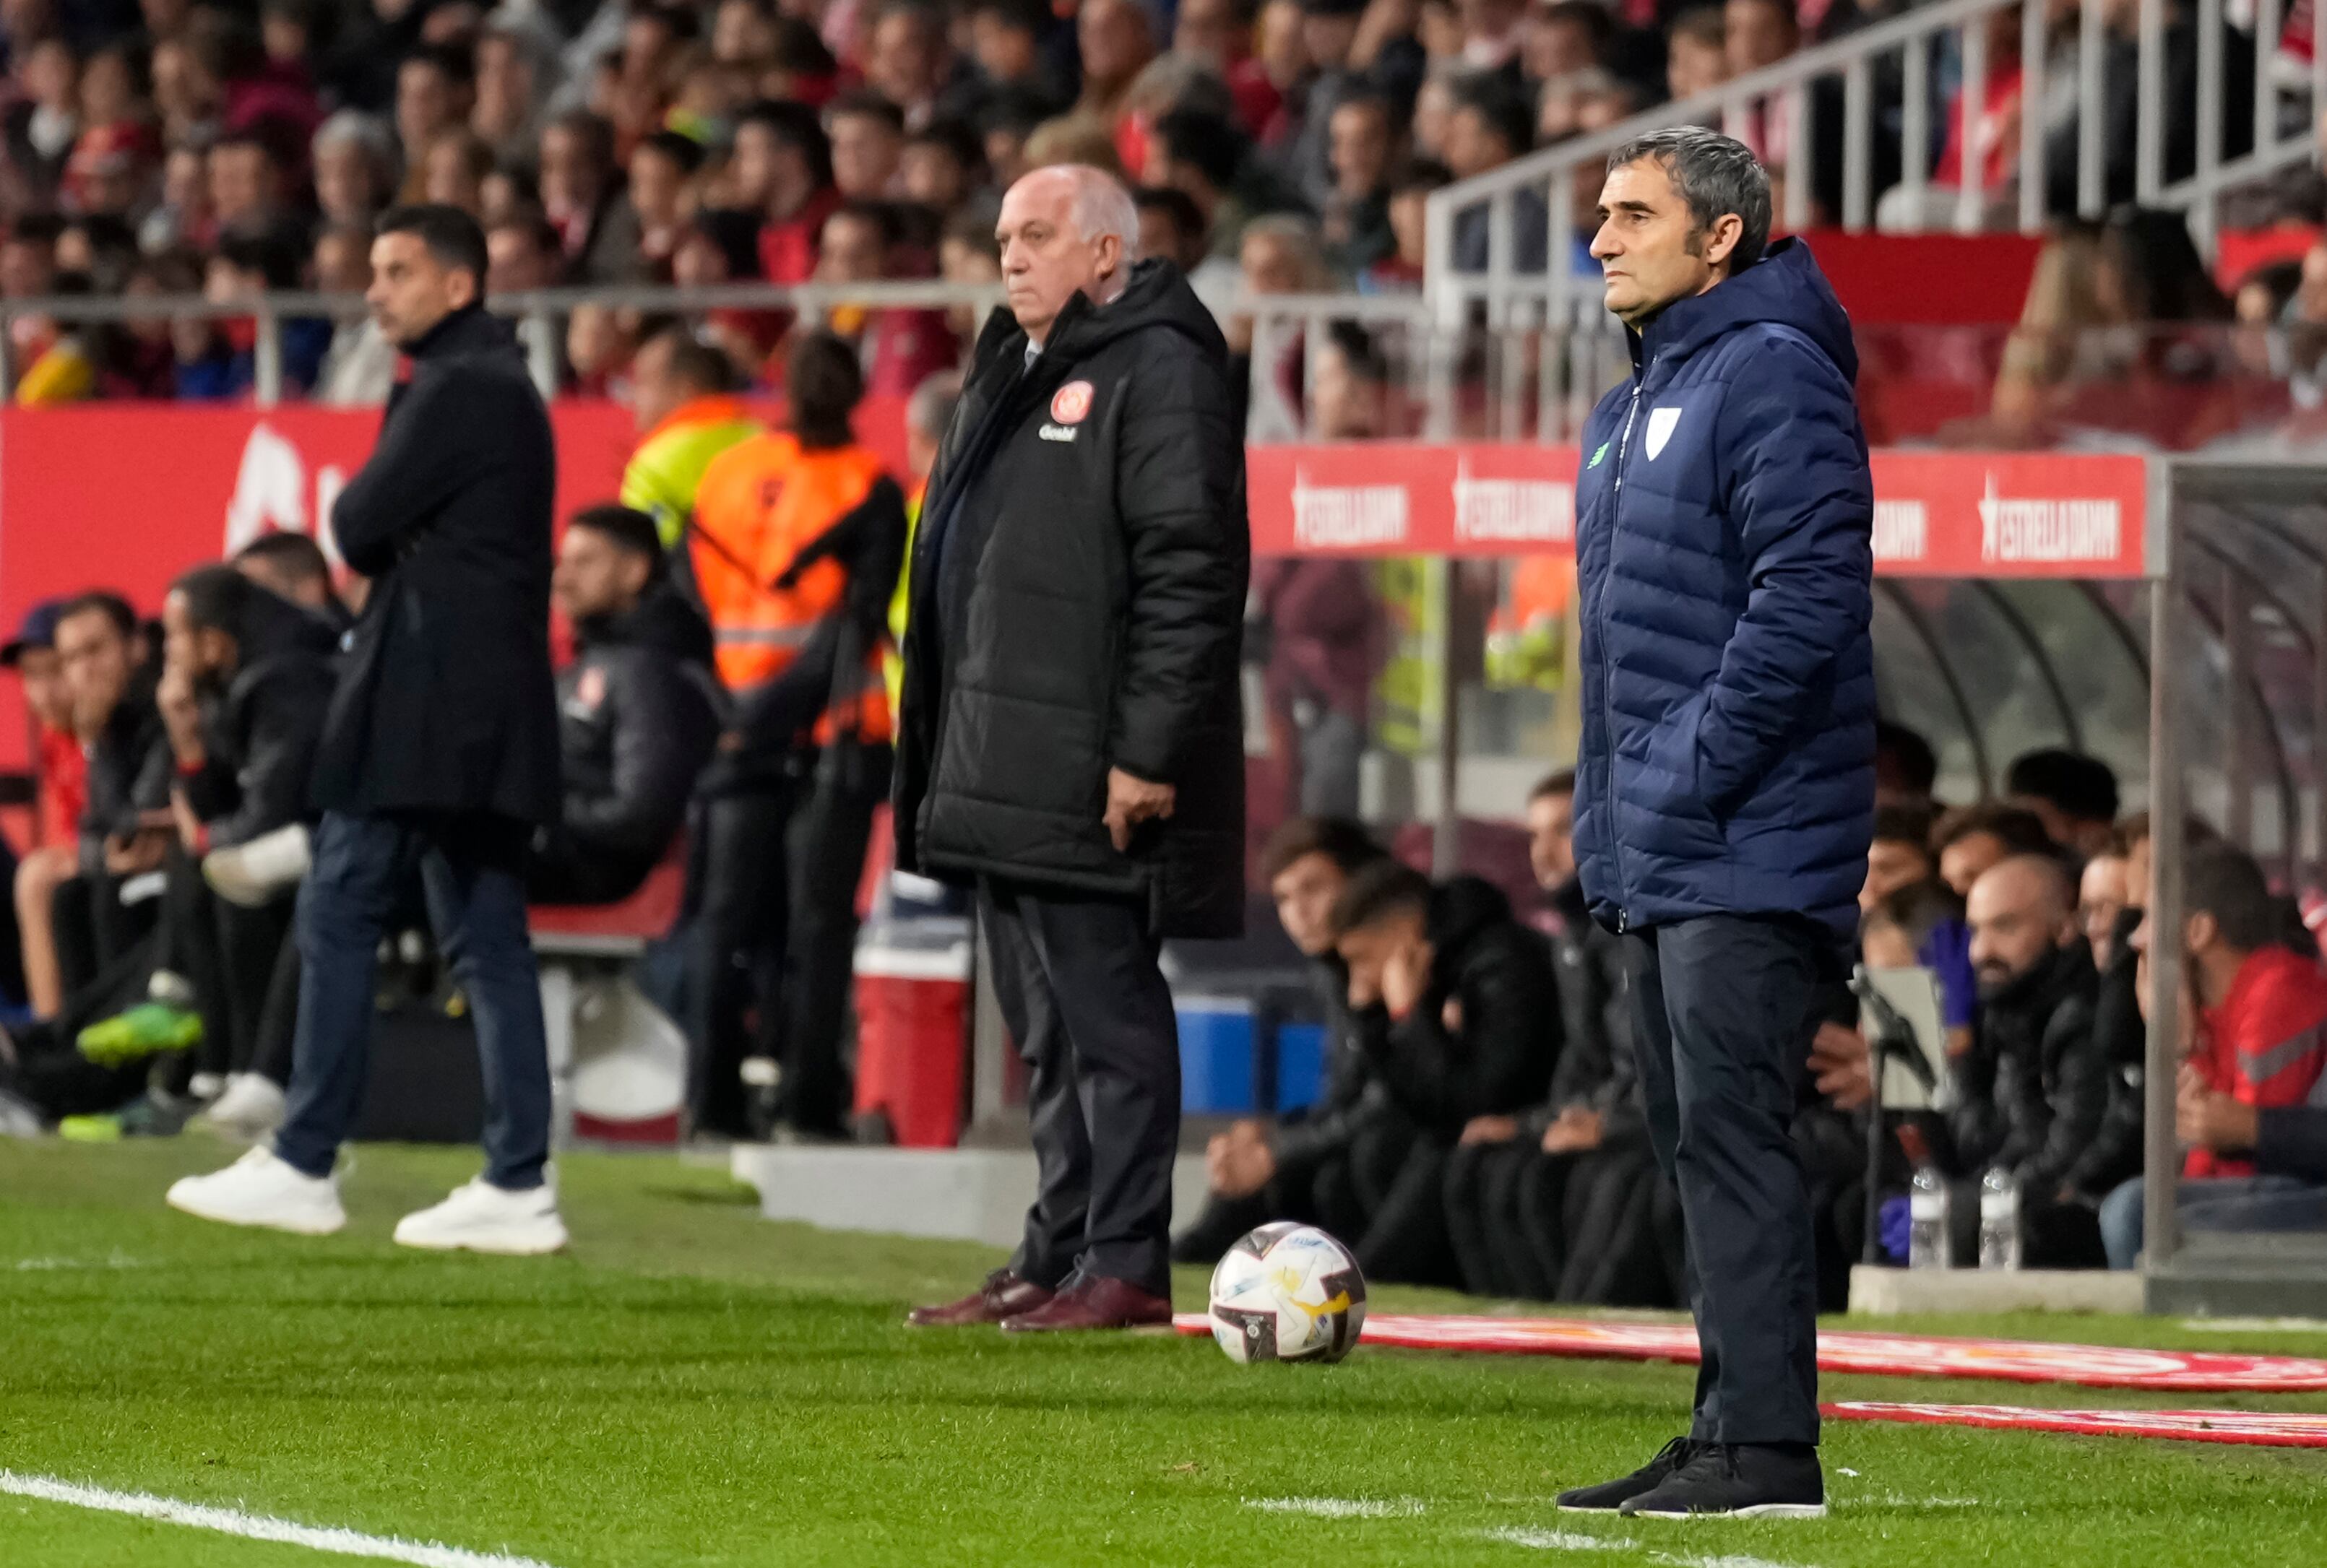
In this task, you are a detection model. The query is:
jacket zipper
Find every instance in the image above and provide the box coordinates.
[1597,373,1646,931]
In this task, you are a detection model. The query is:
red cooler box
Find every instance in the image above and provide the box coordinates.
[852,930,973,1148]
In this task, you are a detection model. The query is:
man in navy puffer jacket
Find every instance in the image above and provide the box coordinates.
[1553,128,1873,1522]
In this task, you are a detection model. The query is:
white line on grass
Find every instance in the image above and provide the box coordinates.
[1652,1554,1819,1568]
[0,1470,559,1568]
[1243,1496,1425,1519]
[2177,1317,2327,1333]
[1477,1525,1628,1550]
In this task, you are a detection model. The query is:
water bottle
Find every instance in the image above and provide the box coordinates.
[1909,1165,1951,1269]
[1978,1166,2024,1271]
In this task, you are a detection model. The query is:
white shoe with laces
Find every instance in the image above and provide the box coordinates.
[166,1145,346,1235]
[394,1176,567,1255]
[194,1073,288,1142]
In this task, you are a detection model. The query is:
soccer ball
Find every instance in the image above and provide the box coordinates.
[1206,1223,1367,1364]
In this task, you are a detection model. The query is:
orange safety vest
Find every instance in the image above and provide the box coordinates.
[691,430,894,745]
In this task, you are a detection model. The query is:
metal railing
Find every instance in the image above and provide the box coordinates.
[1426,0,2325,334]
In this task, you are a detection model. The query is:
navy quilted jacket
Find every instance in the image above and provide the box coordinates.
[1571,238,1875,937]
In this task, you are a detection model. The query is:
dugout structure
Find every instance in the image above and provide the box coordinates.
[1245,441,2327,1312]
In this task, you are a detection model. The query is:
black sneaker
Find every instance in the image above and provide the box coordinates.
[1555,1437,1700,1513]
[1619,1442,1826,1520]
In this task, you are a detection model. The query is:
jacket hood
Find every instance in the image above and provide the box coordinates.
[578,584,715,668]
[970,258,1227,378]
[1428,874,1515,961]
[1637,237,1857,385]
[406,303,522,365]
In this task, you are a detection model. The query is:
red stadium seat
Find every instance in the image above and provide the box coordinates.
[529,841,688,958]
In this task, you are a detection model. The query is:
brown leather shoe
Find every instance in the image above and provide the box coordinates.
[999,1275,1173,1333]
[905,1268,1054,1327]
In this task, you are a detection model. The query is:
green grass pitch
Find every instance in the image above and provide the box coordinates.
[4,1138,2326,1567]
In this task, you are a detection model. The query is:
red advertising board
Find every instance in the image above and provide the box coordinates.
[0,397,911,776]
[1246,442,2152,579]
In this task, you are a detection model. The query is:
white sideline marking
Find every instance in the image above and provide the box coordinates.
[2178,1317,2327,1333]
[1852,1493,1977,1510]
[1479,1525,1628,1549]
[1244,1496,1425,1519]
[9,1252,147,1271]
[1653,1555,1818,1568]
[0,1470,559,1568]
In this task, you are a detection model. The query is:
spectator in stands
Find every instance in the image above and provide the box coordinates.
[2081,836,2131,969]
[1171,818,1404,1264]
[1946,854,2110,1266]
[970,0,1068,112]
[2006,748,2121,861]
[1150,104,1306,264]
[1446,70,1546,272]
[312,111,397,233]
[532,506,720,905]
[865,0,983,130]
[815,199,957,398]
[1862,799,1937,913]
[1321,90,1398,277]
[1873,716,1939,804]
[621,325,764,552]
[394,46,478,206]
[1362,158,1444,293]
[2042,0,2253,217]
[1131,183,1224,287]
[731,100,838,286]
[6,600,85,1018]
[1933,801,2054,898]
[207,130,293,243]
[76,566,337,1125]
[539,109,623,282]
[420,131,496,220]
[626,129,706,280]
[900,118,983,217]
[1331,858,1562,1284]
[826,87,906,200]
[1071,0,1159,134]
[2102,841,2327,1265]
[472,25,558,170]
[314,220,400,406]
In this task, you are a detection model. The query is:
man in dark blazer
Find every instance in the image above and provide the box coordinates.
[898,165,1248,1332]
[169,204,567,1255]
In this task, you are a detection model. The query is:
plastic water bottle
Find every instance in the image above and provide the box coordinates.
[1978,1167,2024,1271]
[1909,1165,1951,1269]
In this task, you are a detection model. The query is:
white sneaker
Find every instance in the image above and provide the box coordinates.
[167,1145,345,1235]
[193,1074,288,1142]
[394,1177,567,1255]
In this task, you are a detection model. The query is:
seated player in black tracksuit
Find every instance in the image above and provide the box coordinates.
[530,506,722,906]
[1169,817,1411,1265]
[1330,859,1562,1286]
[1443,771,1677,1304]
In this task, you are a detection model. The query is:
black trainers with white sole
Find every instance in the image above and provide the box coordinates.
[1555,1437,1700,1514]
[1618,1441,1826,1520]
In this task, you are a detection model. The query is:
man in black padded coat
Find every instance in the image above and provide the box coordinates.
[170,204,568,1256]
[900,165,1248,1333]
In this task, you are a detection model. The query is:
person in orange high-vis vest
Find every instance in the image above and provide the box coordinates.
[687,331,907,1140]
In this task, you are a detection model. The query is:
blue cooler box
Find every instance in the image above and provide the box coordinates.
[1274,1022,1326,1112]
[1176,998,1256,1113]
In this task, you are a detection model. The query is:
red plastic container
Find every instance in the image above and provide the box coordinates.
[852,937,972,1148]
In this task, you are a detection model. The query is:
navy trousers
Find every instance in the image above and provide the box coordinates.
[1626,914,1835,1447]
[273,810,551,1190]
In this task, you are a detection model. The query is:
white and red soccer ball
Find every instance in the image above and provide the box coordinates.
[1206,1223,1367,1365]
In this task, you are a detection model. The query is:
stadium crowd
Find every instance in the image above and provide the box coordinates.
[0,0,2307,412]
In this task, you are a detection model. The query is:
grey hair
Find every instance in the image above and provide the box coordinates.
[907,368,962,438]
[1061,165,1141,262]
[312,109,398,176]
[1607,125,1771,271]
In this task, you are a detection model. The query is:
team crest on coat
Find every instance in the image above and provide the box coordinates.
[1645,407,1682,460]
[1050,381,1095,424]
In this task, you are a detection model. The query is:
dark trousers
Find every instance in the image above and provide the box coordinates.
[1444,1138,1558,1299]
[692,786,796,1137]
[1628,914,1833,1447]
[980,878,1180,1296]
[155,844,295,1083]
[772,763,883,1134]
[273,810,551,1190]
[53,870,157,1001]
